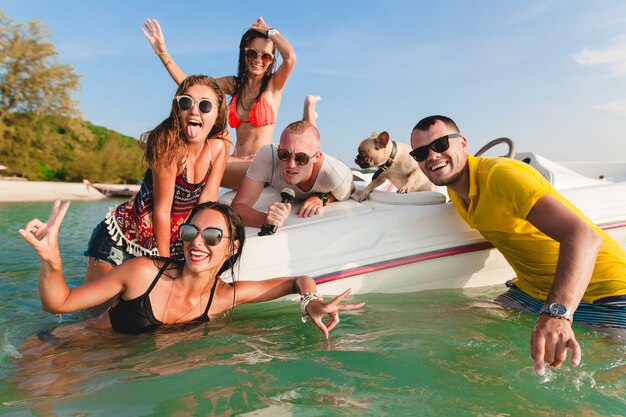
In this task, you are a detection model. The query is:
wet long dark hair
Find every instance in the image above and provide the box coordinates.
[144,75,229,172]
[158,201,245,315]
[232,29,277,109]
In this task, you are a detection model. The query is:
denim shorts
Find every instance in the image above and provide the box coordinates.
[84,221,134,266]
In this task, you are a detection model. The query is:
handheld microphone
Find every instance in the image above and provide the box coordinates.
[258,188,296,236]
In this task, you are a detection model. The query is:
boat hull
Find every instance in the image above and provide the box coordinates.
[220,178,626,295]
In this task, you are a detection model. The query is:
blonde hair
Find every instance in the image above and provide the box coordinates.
[281,120,320,141]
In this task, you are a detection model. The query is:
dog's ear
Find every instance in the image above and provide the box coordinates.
[375,131,390,149]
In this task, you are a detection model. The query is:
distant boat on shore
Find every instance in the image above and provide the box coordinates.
[90,183,140,198]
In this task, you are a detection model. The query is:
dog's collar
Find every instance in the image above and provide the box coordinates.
[372,141,397,180]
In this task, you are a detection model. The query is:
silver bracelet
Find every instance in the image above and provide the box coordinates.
[300,293,322,323]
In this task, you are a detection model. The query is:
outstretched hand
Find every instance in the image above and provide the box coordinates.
[18,199,70,262]
[530,314,581,376]
[142,18,167,55]
[305,289,365,339]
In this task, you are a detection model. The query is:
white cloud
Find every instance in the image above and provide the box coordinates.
[594,99,626,117]
[573,34,626,76]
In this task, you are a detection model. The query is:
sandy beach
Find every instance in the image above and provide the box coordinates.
[0,179,107,203]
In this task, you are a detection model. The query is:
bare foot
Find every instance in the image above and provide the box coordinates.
[303,95,321,126]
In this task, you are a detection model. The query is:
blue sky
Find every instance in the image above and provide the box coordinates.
[3,0,626,165]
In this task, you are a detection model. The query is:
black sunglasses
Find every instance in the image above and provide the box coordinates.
[276,147,316,166]
[410,134,461,162]
[179,224,228,246]
[176,95,214,114]
[245,48,274,63]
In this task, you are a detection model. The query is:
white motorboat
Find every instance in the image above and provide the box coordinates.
[219,140,626,295]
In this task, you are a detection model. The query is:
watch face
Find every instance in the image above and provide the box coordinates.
[549,303,568,316]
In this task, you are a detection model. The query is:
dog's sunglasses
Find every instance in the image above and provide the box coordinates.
[276,147,316,166]
[179,224,229,246]
[245,48,274,63]
[175,95,214,114]
[410,134,461,162]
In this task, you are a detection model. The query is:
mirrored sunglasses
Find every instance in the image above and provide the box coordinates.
[179,224,227,246]
[276,147,316,165]
[245,48,274,63]
[410,133,461,162]
[176,95,214,114]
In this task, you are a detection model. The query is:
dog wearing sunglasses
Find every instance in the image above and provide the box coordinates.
[354,131,438,202]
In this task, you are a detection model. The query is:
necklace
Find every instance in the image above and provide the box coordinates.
[162,278,213,324]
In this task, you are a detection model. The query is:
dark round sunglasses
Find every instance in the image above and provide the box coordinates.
[179,224,228,246]
[175,95,214,114]
[245,48,274,63]
[276,147,316,166]
[410,133,461,162]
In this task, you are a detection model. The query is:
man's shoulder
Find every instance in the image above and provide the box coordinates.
[477,157,541,182]
[320,153,351,173]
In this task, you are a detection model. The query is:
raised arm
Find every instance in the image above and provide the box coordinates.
[19,200,129,312]
[143,19,236,93]
[142,18,187,85]
[233,275,364,338]
[251,17,296,92]
[526,194,603,375]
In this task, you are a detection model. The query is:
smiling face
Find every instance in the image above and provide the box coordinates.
[410,119,468,188]
[278,127,321,185]
[245,38,275,77]
[183,208,240,274]
[178,84,219,144]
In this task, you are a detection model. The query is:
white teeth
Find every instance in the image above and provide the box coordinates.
[190,249,208,258]
[189,120,201,126]
[430,162,447,171]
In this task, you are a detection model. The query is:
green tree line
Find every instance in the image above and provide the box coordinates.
[0,11,145,183]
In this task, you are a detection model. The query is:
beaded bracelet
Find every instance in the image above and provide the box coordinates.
[300,293,322,323]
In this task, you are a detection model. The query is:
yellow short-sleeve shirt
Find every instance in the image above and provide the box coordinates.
[448,155,626,302]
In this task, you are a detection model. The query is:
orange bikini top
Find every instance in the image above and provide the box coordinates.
[228,93,275,128]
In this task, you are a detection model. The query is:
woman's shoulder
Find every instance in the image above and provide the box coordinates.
[209,133,231,153]
[216,76,237,95]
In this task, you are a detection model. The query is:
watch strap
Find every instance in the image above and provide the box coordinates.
[540,303,573,321]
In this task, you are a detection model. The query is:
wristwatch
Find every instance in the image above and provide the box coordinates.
[318,192,328,206]
[267,28,280,38]
[540,303,573,322]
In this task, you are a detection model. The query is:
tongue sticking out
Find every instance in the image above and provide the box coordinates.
[187,124,201,139]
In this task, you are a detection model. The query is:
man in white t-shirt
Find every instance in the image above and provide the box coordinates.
[232,120,353,228]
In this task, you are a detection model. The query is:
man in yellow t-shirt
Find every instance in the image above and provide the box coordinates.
[410,115,626,376]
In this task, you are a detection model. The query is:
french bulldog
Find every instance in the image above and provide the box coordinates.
[354,131,438,202]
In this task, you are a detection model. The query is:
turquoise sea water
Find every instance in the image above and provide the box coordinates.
[1,200,625,416]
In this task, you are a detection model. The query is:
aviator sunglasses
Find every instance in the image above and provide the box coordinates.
[245,48,274,64]
[175,95,214,114]
[179,224,229,246]
[276,147,316,166]
[409,133,461,162]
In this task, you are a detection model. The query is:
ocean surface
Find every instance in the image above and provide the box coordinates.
[1,200,625,416]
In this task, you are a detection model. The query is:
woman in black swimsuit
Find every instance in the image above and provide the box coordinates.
[20,200,363,337]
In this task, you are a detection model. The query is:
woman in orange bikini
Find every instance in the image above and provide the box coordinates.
[143,17,296,189]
